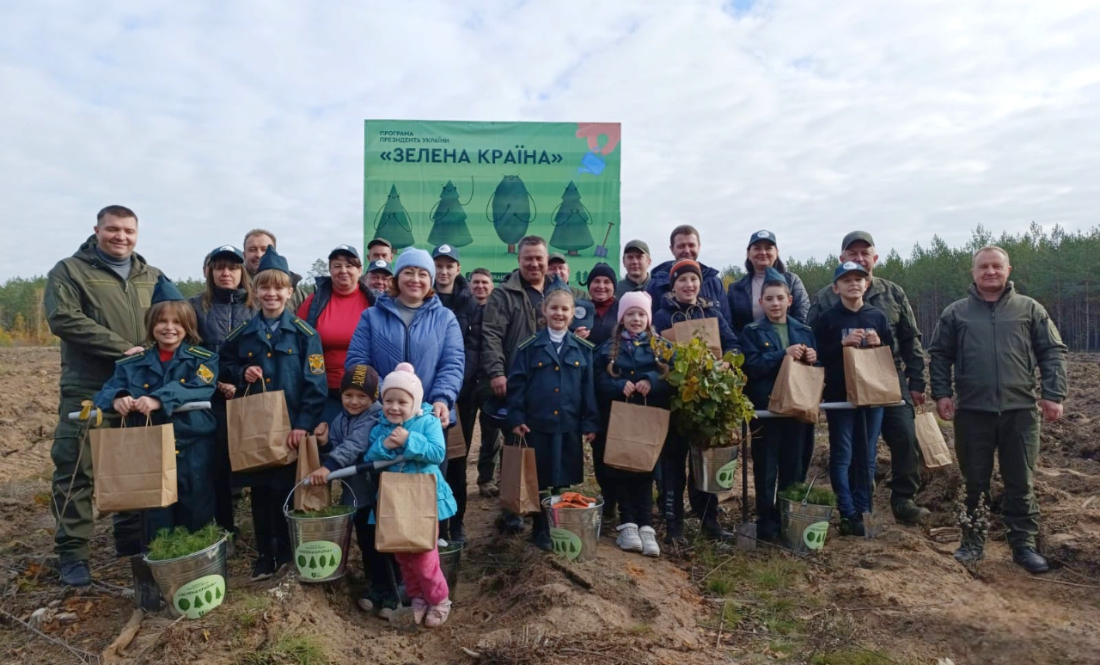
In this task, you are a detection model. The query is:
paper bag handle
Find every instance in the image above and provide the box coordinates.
[283,477,358,516]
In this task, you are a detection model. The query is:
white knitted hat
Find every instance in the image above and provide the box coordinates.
[381,362,424,407]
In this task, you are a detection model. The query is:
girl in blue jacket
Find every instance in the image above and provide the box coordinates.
[94,276,218,545]
[740,271,818,540]
[594,291,670,558]
[365,363,457,628]
[506,285,599,551]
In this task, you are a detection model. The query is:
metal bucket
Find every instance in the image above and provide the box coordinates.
[690,446,739,494]
[779,498,834,554]
[145,536,228,619]
[439,541,463,599]
[283,479,357,583]
[542,496,603,563]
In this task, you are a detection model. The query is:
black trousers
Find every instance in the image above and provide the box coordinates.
[660,436,718,524]
[752,419,811,536]
[243,465,294,560]
[211,396,236,534]
[613,472,654,527]
[353,509,400,598]
[880,402,922,503]
[472,393,503,485]
[443,423,468,526]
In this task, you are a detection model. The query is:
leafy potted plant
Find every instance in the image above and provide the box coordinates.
[144,523,228,619]
[653,334,755,494]
[777,480,837,553]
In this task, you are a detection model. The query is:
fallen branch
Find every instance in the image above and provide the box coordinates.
[546,557,594,590]
[102,609,144,662]
[0,606,99,663]
[716,600,726,648]
[1028,577,1100,590]
[460,646,482,659]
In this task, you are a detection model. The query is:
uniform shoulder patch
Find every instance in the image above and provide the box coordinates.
[308,354,325,375]
[116,350,146,364]
[744,321,761,330]
[197,364,215,384]
[224,322,249,341]
[517,334,538,350]
[573,334,595,349]
[184,345,213,359]
[293,318,317,336]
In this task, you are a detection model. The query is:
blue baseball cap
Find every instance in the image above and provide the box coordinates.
[205,244,244,267]
[833,261,870,283]
[432,244,461,262]
[748,230,777,248]
[367,259,393,275]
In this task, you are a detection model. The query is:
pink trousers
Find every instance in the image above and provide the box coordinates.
[394,548,449,605]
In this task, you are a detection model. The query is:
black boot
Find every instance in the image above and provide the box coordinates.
[663,491,686,545]
[496,510,526,535]
[1012,546,1050,574]
[701,515,735,543]
[530,512,553,551]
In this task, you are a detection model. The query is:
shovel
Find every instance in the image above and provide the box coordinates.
[735,420,756,549]
[859,409,885,539]
[593,220,614,257]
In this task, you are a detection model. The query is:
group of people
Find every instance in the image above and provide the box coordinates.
[44,206,1069,626]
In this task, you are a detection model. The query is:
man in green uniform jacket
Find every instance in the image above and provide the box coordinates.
[806,231,930,525]
[45,205,163,586]
[929,246,1067,573]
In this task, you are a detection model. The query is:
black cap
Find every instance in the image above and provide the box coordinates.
[368,237,392,250]
[841,231,875,251]
[367,259,393,275]
[328,244,360,262]
[833,261,870,283]
[623,239,650,256]
[432,244,461,262]
[747,230,777,248]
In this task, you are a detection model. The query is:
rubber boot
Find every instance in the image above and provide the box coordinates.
[530,511,553,551]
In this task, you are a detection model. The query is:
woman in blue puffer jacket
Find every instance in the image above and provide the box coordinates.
[345,248,466,538]
[187,244,255,540]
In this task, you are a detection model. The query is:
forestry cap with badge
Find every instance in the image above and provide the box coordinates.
[747,229,777,248]
[367,259,393,275]
[833,261,870,283]
[207,245,244,265]
[257,245,291,275]
[328,244,361,263]
[432,244,460,263]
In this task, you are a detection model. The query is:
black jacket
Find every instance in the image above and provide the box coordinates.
[304,276,376,328]
[587,298,619,348]
[188,288,254,355]
[436,274,478,344]
[812,302,895,402]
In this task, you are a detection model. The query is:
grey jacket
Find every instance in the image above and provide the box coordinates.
[321,402,383,471]
[929,282,1068,413]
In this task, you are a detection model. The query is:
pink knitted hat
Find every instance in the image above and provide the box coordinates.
[617,291,652,325]
[381,362,424,406]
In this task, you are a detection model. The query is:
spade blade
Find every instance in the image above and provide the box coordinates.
[735,522,756,550]
[388,605,418,633]
[863,511,885,539]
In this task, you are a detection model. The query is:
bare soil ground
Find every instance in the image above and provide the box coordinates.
[1,347,1099,665]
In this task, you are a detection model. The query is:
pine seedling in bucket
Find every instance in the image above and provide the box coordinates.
[145,524,228,619]
[777,479,837,553]
[284,479,358,583]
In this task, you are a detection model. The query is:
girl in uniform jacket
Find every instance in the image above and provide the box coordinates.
[506,285,599,551]
[594,292,670,558]
[95,276,218,545]
[188,244,254,538]
[219,247,327,581]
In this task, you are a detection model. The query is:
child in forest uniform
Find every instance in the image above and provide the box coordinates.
[306,365,399,617]
[813,262,894,537]
[594,291,670,558]
[219,247,327,581]
[365,363,457,628]
[740,269,818,540]
[506,285,600,551]
[94,276,218,544]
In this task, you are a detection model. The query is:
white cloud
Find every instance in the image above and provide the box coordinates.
[1,0,1099,280]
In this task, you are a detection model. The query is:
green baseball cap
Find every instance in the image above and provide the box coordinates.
[623,240,650,256]
[548,252,567,264]
[841,231,875,251]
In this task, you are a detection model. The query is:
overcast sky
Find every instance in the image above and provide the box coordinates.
[3,0,1099,281]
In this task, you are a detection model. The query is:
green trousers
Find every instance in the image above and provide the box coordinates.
[880,402,922,504]
[51,393,141,562]
[953,408,1040,548]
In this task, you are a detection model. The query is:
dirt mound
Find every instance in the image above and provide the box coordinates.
[0,347,61,485]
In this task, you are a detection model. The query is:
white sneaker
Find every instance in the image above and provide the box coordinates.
[616,523,642,552]
[639,526,661,557]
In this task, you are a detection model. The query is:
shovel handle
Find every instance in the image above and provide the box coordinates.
[752,401,904,420]
[67,401,211,422]
[314,455,407,483]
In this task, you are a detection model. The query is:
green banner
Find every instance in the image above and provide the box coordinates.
[364,120,621,287]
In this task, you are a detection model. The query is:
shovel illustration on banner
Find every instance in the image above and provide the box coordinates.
[594,221,615,258]
[861,409,885,539]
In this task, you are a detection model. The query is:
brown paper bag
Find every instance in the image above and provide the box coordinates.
[90,420,177,512]
[604,401,669,472]
[768,356,825,424]
[375,472,439,553]
[445,413,466,460]
[499,439,541,514]
[842,346,903,406]
[662,317,722,357]
[294,435,330,511]
[226,386,296,471]
[914,409,954,469]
